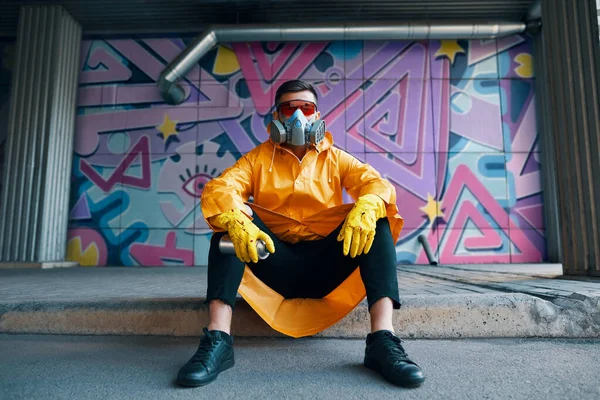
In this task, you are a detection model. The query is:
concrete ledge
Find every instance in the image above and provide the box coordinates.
[2,292,599,338]
[431,263,564,277]
[0,261,79,269]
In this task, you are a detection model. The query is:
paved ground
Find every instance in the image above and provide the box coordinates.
[1,334,600,400]
[0,265,508,303]
[401,265,600,298]
[0,263,580,305]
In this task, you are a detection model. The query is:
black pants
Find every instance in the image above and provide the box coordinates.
[206,212,401,312]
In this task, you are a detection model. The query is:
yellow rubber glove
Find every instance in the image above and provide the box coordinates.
[337,194,387,258]
[213,209,275,263]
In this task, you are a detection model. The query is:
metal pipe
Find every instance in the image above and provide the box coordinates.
[158,21,527,105]
[418,234,438,266]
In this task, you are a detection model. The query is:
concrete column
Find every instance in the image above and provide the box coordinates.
[536,0,600,276]
[0,6,81,262]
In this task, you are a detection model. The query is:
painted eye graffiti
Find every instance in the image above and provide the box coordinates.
[180,165,220,198]
[182,173,211,198]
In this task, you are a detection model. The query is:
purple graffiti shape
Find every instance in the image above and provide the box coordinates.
[80,46,132,84]
[514,203,544,232]
[129,231,194,266]
[366,146,435,202]
[506,98,540,198]
[468,40,499,66]
[450,85,503,151]
[107,39,167,81]
[496,35,527,55]
[70,194,91,220]
[80,136,152,192]
[113,84,166,105]
[75,109,128,156]
[143,38,202,83]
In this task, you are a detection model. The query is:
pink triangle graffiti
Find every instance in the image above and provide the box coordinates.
[441,201,504,260]
[80,136,152,192]
[352,42,435,200]
[436,165,541,263]
[361,81,404,139]
[361,41,431,158]
[233,42,329,114]
[362,78,434,161]
[129,231,194,266]
[248,42,300,81]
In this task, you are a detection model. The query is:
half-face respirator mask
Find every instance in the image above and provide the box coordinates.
[269,100,326,146]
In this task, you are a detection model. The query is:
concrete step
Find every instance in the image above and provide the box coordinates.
[1,265,599,338]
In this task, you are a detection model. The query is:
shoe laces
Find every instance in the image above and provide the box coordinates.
[381,332,411,363]
[190,328,221,364]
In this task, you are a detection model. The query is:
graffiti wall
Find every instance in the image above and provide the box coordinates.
[67,35,546,266]
[0,39,14,206]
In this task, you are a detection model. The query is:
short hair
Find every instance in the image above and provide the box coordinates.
[274,80,318,107]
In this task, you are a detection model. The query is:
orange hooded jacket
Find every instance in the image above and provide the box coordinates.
[201,131,404,337]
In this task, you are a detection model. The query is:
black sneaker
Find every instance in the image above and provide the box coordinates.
[176,327,235,387]
[364,330,425,388]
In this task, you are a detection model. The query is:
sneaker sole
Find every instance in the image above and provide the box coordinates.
[176,357,235,387]
[364,356,424,388]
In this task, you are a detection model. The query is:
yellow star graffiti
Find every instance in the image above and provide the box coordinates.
[420,194,445,224]
[514,53,533,78]
[434,40,466,65]
[157,113,179,143]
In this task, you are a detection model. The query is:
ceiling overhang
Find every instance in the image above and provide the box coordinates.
[0,0,536,37]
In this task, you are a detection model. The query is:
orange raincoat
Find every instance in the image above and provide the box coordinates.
[201,131,404,337]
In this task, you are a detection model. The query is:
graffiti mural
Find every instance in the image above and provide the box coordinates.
[68,35,545,266]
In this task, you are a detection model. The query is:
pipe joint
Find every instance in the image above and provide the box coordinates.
[157,68,187,105]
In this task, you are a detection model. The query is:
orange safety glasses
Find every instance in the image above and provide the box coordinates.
[277,100,317,117]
